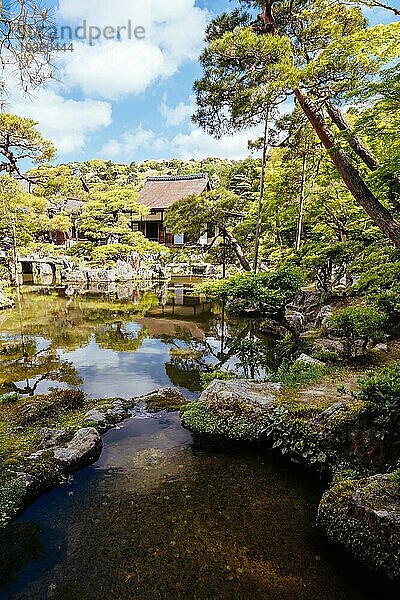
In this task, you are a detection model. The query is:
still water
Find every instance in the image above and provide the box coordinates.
[0,284,398,599]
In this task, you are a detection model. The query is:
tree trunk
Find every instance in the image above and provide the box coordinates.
[325,99,400,207]
[253,107,271,272]
[295,89,400,248]
[296,154,307,252]
[325,100,379,171]
[259,1,400,248]
[222,228,252,271]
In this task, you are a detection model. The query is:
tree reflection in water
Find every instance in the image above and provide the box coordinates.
[0,281,276,397]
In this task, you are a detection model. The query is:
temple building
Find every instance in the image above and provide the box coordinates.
[134,173,210,246]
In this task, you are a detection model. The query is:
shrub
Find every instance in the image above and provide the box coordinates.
[230,338,271,379]
[19,389,86,424]
[328,305,388,356]
[351,257,400,300]
[271,359,330,389]
[0,476,26,527]
[0,393,21,406]
[197,266,305,314]
[66,241,95,259]
[358,364,400,438]
[200,370,234,389]
[389,469,400,484]
[91,244,137,264]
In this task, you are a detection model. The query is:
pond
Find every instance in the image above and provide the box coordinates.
[0,282,274,398]
[0,283,398,599]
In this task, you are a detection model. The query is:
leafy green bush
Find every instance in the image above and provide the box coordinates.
[329,305,388,356]
[358,364,400,437]
[197,266,305,313]
[91,237,167,265]
[0,393,21,406]
[230,338,270,378]
[0,476,26,527]
[17,243,66,259]
[91,244,136,264]
[389,469,400,484]
[266,408,327,465]
[19,390,86,424]
[351,256,400,300]
[271,359,330,389]
[66,241,95,259]
[200,370,234,389]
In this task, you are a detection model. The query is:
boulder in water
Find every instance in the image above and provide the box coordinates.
[53,428,102,470]
[318,473,400,580]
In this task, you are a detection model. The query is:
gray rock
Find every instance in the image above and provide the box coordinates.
[312,339,346,357]
[106,406,130,423]
[26,449,49,460]
[317,305,334,326]
[53,428,102,469]
[181,379,281,442]
[373,343,388,353]
[133,387,188,412]
[319,474,400,580]
[294,290,323,317]
[285,309,306,332]
[313,402,351,425]
[87,269,116,283]
[63,268,89,284]
[84,409,107,427]
[295,353,326,367]
[200,379,281,407]
[37,428,69,449]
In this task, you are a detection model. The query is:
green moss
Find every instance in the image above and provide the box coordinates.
[23,451,64,488]
[276,389,333,419]
[318,476,400,579]
[0,476,26,527]
[200,370,235,390]
[181,399,269,442]
[327,401,368,433]
[271,361,334,390]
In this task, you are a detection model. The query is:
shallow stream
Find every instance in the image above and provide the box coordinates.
[0,284,398,599]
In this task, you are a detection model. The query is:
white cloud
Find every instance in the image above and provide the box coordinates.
[100,126,169,158]
[100,124,263,161]
[172,126,264,160]
[159,95,196,126]
[8,82,112,155]
[55,0,209,101]
[60,40,169,100]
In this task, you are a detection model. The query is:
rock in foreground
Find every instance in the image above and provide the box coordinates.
[134,387,188,412]
[318,474,400,580]
[181,379,280,442]
[53,428,102,470]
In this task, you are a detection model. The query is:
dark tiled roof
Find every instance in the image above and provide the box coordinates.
[137,174,209,210]
[63,198,85,212]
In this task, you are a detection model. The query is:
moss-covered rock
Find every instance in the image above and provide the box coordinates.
[181,379,280,442]
[318,474,400,580]
[134,388,188,413]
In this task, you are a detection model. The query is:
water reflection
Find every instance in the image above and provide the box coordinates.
[0,282,275,399]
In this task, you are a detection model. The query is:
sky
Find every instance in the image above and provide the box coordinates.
[5,0,399,165]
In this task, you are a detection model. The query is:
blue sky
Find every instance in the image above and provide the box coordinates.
[6,0,399,165]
